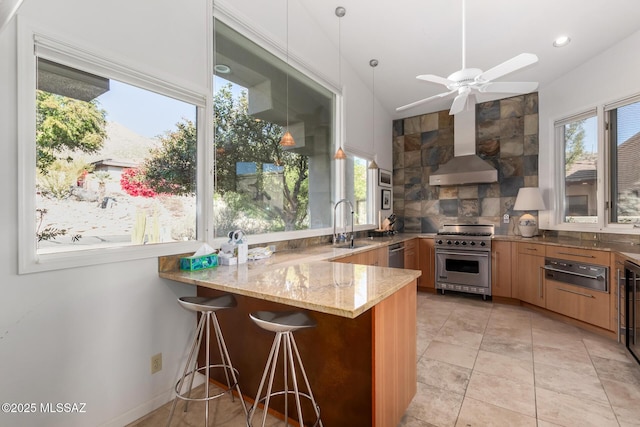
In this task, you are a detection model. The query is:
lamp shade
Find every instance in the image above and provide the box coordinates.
[279,131,295,147]
[514,187,545,211]
[334,146,346,160]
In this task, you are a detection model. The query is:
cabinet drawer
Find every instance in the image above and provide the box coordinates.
[404,238,416,251]
[545,279,610,329]
[517,242,545,255]
[545,246,610,266]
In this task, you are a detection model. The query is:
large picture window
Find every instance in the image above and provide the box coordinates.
[212,21,334,237]
[19,30,207,272]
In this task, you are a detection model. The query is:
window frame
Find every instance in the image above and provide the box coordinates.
[17,21,211,273]
[549,94,640,234]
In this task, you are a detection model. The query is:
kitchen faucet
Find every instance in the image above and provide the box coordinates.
[333,199,354,247]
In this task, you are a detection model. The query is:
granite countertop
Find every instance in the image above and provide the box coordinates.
[159,236,422,319]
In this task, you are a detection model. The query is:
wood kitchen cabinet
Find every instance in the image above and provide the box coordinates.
[545,279,610,330]
[404,238,417,270]
[513,242,546,307]
[418,238,435,289]
[491,240,512,297]
[334,246,388,267]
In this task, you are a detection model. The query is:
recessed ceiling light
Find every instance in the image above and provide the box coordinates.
[553,35,571,47]
[214,64,231,74]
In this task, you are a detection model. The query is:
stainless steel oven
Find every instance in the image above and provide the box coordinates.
[434,224,493,298]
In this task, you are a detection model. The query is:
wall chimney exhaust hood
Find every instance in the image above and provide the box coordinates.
[429,109,497,186]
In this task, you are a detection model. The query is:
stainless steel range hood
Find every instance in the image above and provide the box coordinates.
[429,109,497,186]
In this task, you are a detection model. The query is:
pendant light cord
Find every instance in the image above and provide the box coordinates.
[285,0,290,131]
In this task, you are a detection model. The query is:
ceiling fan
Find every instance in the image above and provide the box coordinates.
[396,0,539,115]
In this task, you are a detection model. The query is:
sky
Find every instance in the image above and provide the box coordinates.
[96,80,197,139]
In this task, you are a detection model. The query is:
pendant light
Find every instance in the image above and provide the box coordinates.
[368,59,379,170]
[333,6,347,159]
[279,0,295,147]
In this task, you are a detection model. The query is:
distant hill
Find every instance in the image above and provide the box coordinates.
[84,121,160,164]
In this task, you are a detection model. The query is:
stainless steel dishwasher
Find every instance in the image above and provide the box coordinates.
[388,242,405,268]
[543,257,608,291]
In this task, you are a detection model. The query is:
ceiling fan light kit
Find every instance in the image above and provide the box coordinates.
[397,0,539,115]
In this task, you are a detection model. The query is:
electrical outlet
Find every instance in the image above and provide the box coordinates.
[151,353,162,374]
[503,214,510,224]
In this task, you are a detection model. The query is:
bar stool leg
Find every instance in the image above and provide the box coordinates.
[168,309,248,427]
[290,333,322,426]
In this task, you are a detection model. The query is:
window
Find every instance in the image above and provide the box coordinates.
[607,98,640,224]
[346,156,369,225]
[19,31,207,272]
[555,112,598,224]
[212,21,335,237]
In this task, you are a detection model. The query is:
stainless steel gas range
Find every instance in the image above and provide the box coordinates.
[434,224,494,298]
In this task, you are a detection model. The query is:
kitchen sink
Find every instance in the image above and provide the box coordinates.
[335,243,371,250]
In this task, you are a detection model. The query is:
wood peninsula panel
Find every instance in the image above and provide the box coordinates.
[197,280,417,427]
[373,280,417,426]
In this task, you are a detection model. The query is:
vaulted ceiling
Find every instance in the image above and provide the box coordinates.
[298,0,640,119]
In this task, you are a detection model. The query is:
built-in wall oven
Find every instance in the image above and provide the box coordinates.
[624,260,640,365]
[434,224,493,298]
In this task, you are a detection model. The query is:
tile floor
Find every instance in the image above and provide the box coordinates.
[130,291,640,427]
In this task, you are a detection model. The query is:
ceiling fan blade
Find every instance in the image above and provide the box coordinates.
[476,53,538,83]
[449,91,470,115]
[416,74,454,87]
[396,89,457,112]
[479,81,539,94]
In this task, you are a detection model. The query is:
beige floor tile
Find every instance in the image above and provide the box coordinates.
[536,386,619,427]
[483,324,532,343]
[455,396,537,427]
[534,362,609,404]
[403,382,464,427]
[582,336,631,363]
[417,358,471,395]
[479,333,533,362]
[601,377,640,426]
[435,325,484,350]
[473,349,534,385]
[423,340,479,369]
[533,344,597,377]
[530,313,584,335]
[465,370,536,418]
[592,355,640,386]
[532,328,588,353]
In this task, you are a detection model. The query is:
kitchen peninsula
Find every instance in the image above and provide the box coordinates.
[159,241,421,427]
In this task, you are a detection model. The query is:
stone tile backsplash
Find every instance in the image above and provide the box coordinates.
[392,93,539,235]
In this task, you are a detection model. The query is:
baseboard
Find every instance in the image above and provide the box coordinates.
[99,377,204,427]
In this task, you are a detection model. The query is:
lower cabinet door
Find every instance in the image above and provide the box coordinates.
[545,279,610,329]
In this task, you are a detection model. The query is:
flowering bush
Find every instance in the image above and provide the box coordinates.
[120,168,157,197]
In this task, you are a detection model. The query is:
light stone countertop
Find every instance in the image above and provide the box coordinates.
[159,235,422,319]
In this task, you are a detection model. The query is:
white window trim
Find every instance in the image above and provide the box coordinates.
[17,19,212,273]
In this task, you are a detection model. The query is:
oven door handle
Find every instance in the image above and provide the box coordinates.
[436,250,489,258]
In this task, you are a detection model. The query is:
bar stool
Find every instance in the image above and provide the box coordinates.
[167,295,247,427]
[247,310,322,427]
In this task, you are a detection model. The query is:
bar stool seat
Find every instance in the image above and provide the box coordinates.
[247,310,322,427]
[167,295,247,427]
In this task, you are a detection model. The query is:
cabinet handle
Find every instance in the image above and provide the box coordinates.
[493,251,497,285]
[617,268,621,343]
[556,251,596,259]
[539,266,543,298]
[526,247,538,251]
[556,287,595,298]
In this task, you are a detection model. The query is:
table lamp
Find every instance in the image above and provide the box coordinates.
[513,187,545,238]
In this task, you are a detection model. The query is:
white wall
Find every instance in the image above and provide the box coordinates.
[0,0,392,426]
[538,29,640,229]
[0,1,205,426]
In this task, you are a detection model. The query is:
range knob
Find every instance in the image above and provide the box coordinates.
[446,240,452,245]
[461,241,467,246]
[454,241,460,245]
[470,241,476,246]
[480,241,486,247]
[436,239,443,244]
